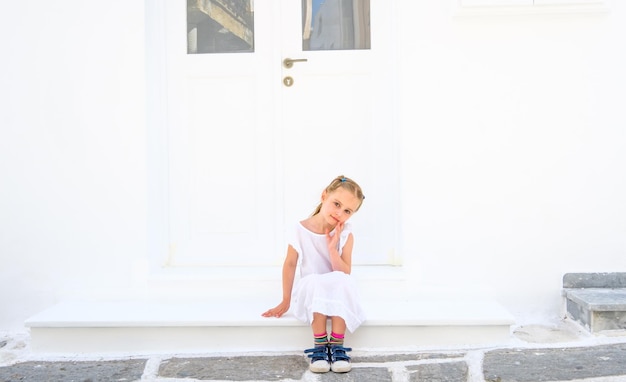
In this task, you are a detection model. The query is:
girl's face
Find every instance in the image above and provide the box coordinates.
[320,187,361,227]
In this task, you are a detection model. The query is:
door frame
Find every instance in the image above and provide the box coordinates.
[145,0,402,277]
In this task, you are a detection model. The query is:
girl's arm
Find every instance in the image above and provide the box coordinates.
[261,245,298,318]
[326,224,354,274]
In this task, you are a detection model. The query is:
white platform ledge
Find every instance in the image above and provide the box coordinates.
[26,292,515,355]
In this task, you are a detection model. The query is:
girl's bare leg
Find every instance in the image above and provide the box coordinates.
[330,316,346,336]
[312,313,328,334]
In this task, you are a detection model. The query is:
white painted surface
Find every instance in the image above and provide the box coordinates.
[24,290,514,353]
[163,0,398,267]
[396,0,626,324]
[1,0,625,337]
[0,0,148,330]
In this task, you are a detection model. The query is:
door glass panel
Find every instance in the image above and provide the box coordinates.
[302,0,370,51]
[187,0,254,54]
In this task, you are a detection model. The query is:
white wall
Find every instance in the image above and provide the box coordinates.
[0,1,147,330]
[397,1,626,321]
[1,0,625,331]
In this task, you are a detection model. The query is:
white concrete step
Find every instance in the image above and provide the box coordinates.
[25,296,514,355]
[25,267,515,355]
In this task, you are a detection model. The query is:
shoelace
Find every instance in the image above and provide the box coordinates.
[304,346,329,362]
[329,345,352,362]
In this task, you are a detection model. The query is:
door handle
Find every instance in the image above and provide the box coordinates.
[283,58,308,69]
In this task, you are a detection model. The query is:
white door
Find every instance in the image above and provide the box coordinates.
[163,0,398,268]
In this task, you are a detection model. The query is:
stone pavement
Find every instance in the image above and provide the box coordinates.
[2,324,626,382]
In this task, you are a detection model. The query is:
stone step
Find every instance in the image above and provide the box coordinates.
[563,272,626,334]
[563,288,626,333]
[563,272,626,289]
[25,291,514,355]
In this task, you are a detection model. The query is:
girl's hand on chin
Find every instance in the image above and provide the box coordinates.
[326,222,343,249]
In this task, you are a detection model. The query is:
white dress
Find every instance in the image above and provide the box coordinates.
[289,222,366,333]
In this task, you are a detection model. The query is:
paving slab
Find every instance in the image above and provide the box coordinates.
[319,367,393,381]
[407,361,469,382]
[483,343,626,382]
[355,352,465,363]
[0,359,146,382]
[159,355,307,381]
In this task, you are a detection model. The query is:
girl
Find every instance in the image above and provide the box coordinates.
[262,175,366,373]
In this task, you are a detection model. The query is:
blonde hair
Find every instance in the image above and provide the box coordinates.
[311,175,365,216]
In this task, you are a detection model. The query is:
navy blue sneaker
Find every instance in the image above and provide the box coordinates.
[329,345,352,373]
[304,345,331,373]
